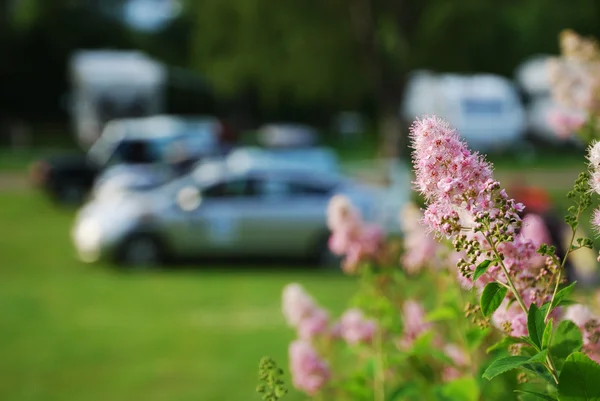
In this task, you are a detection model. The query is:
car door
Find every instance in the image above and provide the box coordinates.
[238,174,331,256]
[183,176,253,257]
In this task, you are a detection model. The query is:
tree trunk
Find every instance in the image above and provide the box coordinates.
[376,78,408,160]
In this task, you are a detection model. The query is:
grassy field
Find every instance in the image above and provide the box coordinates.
[0,190,357,401]
[1,139,598,401]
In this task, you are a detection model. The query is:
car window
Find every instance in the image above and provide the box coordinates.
[203,178,255,199]
[255,177,333,199]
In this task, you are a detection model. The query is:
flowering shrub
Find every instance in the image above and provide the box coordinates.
[548,30,600,142]
[254,32,600,401]
[254,113,600,401]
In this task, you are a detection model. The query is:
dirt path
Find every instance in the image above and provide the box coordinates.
[0,168,585,193]
[0,172,29,192]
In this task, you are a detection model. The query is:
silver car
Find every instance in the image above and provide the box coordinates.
[71,158,387,268]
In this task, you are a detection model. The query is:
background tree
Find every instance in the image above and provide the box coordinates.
[187,0,600,158]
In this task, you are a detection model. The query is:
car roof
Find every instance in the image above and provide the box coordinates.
[191,157,343,188]
[102,115,220,141]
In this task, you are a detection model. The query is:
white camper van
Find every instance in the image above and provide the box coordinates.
[401,70,527,152]
[69,50,167,149]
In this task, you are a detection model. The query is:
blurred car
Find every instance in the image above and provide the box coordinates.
[30,115,228,205]
[91,145,340,201]
[401,70,527,152]
[257,123,319,148]
[71,156,388,268]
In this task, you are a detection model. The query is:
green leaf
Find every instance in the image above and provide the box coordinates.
[522,363,558,387]
[521,336,541,350]
[543,319,554,349]
[550,320,583,371]
[480,283,508,317]
[482,355,531,380]
[514,390,557,400]
[410,331,435,356]
[437,377,479,401]
[425,306,459,322]
[529,349,549,364]
[528,303,546,350]
[557,352,600,400]
[466,327,490,351]
[483,350,549,381]
[551,282,577,311]
[387,383,419,401]
[473,259,493,281]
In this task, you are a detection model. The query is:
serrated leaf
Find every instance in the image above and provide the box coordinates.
[551,282,577,311]
[425,306,458,322]
[550,320,583,371]
[483,350,549,381]
[529,349,549,364]
[514,390,557,400]
[528,303,546,350]
[483,355,530,380]
[557,352,600,400]
[473,259,493,281]
[543,319,554,349]
[522,363,558,387]
[480,283,508,317]
[521,336,541,349]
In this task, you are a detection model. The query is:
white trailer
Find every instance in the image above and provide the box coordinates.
[69,50,167,149]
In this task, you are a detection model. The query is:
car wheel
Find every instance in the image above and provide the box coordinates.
[119,235,163,269]
[56,183,86,206]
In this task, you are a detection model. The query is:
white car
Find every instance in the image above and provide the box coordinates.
[90,115,226,199]
[72,156,390,268]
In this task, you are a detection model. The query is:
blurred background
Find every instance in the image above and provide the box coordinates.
[1,0,600,400]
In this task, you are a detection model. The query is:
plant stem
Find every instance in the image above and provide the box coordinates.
[545,353,560,384]
[374,329,385,401]
[485,235,528,314]
[544,206,582,322]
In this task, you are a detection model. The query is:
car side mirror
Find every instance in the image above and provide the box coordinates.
[176,186,202,211]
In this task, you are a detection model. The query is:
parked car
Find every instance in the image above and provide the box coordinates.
[71,156,389,268]
[401,70,527,152]
[30,115,228,205]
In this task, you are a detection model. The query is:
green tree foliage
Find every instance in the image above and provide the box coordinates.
[186,0,600,131]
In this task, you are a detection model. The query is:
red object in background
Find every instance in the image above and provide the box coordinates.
[218,120,237,145]
[509,185,552,214]
[28,160,50,186]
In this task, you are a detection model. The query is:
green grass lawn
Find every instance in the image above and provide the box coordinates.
[0,191,356,401]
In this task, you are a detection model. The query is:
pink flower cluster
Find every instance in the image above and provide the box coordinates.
[563,305,600,363]
[442,343,469,382]
[409,116,523,238]
[410,116,558,336]
[587,141,600,243]
[332,308,377,345]
[547,30,600,138]
[547,108,587,138]
[289,340,331,395]
[282,284,329,339]
[282,284,330,395]
[399,202,441,274]
[327,195,384,273]
[548,30,600,114]
[397,300,433,349]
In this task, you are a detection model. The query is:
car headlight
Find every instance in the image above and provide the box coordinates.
[73,219,102,261]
